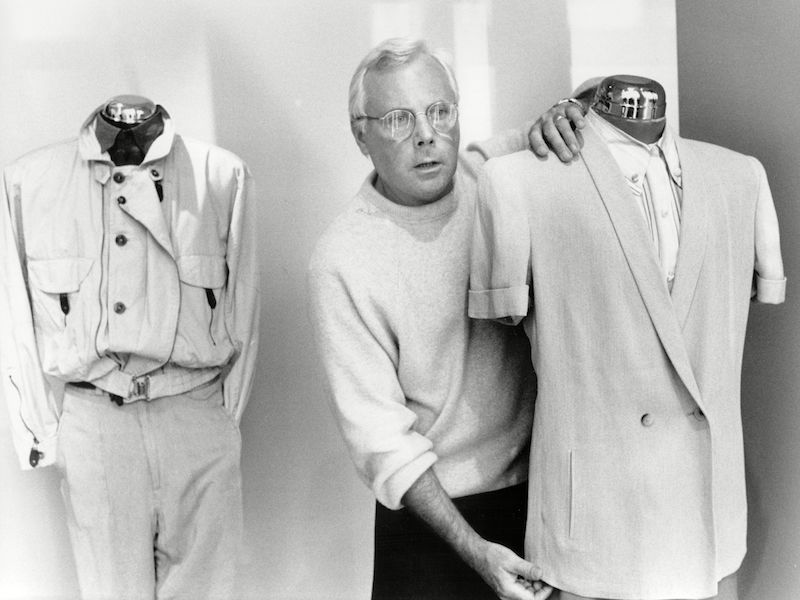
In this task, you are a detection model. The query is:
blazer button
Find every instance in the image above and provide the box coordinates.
[115,234,127,246]
[113,302,126,314]
[113,173,125,184]
[117,196,126,205]
[640,413,654,427]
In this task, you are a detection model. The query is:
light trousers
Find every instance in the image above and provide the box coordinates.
[57,379,242,600]
[554,571,738,600]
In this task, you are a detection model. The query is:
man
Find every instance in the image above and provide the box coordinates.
[307,38,580,600]
[1,96,259,599]
[469,75,786,600]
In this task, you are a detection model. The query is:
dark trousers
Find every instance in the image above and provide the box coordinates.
[371,482,527,600]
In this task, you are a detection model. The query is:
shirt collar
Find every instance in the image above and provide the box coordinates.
[587,108,682,187]
[78,103,176,164]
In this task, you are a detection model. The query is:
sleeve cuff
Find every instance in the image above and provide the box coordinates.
[17,434,57,471]
[377,451,438,510]
[754,274,786,304]
[468,286,529,323]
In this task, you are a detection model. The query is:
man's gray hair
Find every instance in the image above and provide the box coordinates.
[348,38,459,133]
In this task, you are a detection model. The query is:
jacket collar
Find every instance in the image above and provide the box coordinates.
[78,104,175,165]
[580,124,708,410]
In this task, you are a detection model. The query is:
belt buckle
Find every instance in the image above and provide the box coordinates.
[129,375,151,401]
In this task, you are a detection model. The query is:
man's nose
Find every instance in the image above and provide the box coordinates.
[413,114,435,145]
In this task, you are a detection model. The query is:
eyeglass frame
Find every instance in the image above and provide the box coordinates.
[354,101,459,141]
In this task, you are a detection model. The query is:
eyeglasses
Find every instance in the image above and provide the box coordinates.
[356,101,458,141]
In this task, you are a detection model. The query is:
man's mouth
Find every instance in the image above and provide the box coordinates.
[415,160,441,169]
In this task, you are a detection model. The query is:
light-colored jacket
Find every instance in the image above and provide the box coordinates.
[1,107,260,470]
[469,125,785,599]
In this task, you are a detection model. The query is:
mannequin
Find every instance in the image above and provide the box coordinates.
[468,72,785,600]
[97,94,164,166]
[2,95,259,599]
[591,74,666,144]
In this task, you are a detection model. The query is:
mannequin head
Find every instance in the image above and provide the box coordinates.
[102,94,156,127]
[592,75,666,144]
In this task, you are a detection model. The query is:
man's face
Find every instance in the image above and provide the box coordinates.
[354,54,460,207]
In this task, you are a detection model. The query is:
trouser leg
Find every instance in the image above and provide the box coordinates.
[371,482,527,600]
[58,380,243,600]
[149,380,243,600]
[58,386,157,600]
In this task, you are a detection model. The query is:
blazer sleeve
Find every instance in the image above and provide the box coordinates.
[468,157,532,324]
[749,156,786,304]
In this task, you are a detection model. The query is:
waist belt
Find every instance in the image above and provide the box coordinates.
[69,367,220,405]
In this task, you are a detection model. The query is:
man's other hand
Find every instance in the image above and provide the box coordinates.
[471,540,553,600]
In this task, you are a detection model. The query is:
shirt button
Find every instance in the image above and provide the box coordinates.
[117,196,126,205]
[640,413,654,427]
[113,173,125,184]
[113,302,126,314]
[631,174,640,183]
[115,234,127,246]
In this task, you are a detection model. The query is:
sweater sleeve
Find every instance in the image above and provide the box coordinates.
[468,157,532,324]
[307,260,436,509]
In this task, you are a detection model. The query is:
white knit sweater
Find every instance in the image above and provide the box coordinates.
[308,140,536,509]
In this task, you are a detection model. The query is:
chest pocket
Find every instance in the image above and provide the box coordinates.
[27,257,94,333]
[175,255,230,349]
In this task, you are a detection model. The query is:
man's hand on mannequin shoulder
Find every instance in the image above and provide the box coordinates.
[529,79,601,162]
[529,97,587,162]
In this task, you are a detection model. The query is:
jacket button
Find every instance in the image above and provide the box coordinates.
[151,169,160,178]
[117,196,126,205]
[640,413,654,427]
[692,408,706,421]
[115,234,127,246]
[113,302,126,314]
[113,173,125,183]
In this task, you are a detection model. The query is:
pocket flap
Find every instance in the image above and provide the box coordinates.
[27,258,94,294]
[176,255,227,288]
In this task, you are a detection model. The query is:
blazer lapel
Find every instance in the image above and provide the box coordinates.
[580,126,704,407]
[669,138,708,329]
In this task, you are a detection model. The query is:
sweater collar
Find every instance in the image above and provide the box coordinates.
[357,171,457,222]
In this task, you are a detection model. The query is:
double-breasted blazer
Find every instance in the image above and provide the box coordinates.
[468,123,785,599]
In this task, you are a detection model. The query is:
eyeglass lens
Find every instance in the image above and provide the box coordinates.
[381,102,457,140]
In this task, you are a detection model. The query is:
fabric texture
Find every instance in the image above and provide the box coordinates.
[1,106,260,470]
[468,124,785,599]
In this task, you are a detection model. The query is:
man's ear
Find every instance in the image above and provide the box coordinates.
[351,122,370,157]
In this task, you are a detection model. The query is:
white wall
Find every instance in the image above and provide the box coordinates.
[0,1,677,598]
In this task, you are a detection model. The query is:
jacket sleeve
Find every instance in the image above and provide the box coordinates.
[307,261,436,510]
[468,158,532,324]
[749,156,786,304]
[1,168,60,470]
[221,163,261,423]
